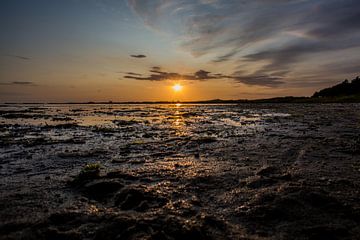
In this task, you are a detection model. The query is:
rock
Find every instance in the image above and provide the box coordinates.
[151,230,172,240]
[246,177,276,189]
[42,227,81,240]
[83,180,124,199]
[78,169,100,181]
[137,200,150,212]
[114,187,166,211]
[256,166,279,177]
[238,187,356,239]
[48,212,82,225]
[304,225,349,240]
[115,187,147,210]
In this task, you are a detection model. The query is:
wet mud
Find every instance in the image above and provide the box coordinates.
[0,103,359,239]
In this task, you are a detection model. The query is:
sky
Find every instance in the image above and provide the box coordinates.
[0,0,359,102]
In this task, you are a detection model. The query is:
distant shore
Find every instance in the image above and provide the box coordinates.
[4,76,360,104]
[2,95,360,105]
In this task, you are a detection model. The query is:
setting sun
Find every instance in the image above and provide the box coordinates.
[172,83,183,92]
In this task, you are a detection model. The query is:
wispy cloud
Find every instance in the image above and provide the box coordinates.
[233,74,284,86]
[123,66,284,86]
[126,72,143,76]
[124,67,226,81]
[130,54,146,58]
[128,0,360,87]
[0,81,36,86]
[12,81,34,85]
[3,54,31,60]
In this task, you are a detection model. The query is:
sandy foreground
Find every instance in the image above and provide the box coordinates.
[0,103,359,239]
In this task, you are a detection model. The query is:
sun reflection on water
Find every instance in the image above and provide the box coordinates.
[174,119,181,126]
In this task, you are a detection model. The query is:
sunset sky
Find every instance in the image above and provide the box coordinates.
[1,0,360,102]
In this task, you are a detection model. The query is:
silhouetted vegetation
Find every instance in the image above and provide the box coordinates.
[313,76,360,98]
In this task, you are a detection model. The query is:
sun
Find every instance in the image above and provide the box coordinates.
[172,83,183,92]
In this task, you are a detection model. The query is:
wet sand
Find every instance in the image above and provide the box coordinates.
[0,103,359,239]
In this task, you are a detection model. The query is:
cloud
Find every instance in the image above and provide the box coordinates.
[306,1,360,39]
[0,81,36,86]
[126,72,143,76]
[130,54,146,58]
[123,66,283,86]
[124,66,226,81]
[233,74,284,86]
[12,81,34,85]
[212,49,239,63]
[128,0,360,87]
[4,54,31,60]
[124,67,230,81]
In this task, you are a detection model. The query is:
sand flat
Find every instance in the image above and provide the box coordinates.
[0,103,359,239]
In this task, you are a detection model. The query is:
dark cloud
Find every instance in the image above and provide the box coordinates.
[149,66,166,74]
[126,72,143,76]
[241,38,359,78]
[233,74,284,86]
[123,66,282,86]
[327,64,360,75]
[193,70,217,79]
[4,54,31,60]
[306,1,360,39]
[124,67,228,82]
[212,50,239,63]
[12,81,34,85]
[151,66,161,71]
[0,81,36,86]
[130,54,146,58]
[128,0,360,87]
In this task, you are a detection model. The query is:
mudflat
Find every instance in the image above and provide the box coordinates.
[0,103,359,239]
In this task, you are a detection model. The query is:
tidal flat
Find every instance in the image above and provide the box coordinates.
[0,103,359,239]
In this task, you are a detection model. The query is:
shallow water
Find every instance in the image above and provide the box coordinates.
[0,103,286,142]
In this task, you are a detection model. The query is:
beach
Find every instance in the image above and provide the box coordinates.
[1,103,359,239]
